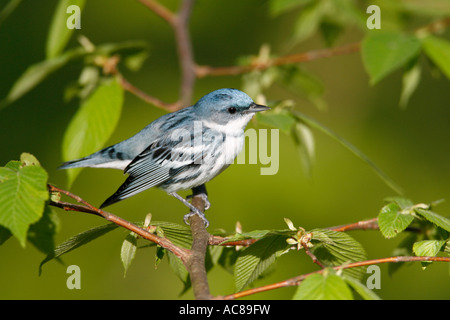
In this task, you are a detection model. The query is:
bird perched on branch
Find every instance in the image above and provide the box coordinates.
[60,88,270,227]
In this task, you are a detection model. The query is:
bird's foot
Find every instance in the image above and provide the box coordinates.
[184,209,210,228]
[186,192,210,210]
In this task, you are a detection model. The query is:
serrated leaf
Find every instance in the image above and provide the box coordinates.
[413,240,446,257]
[422,36,450,80]
[291,110,403,195]
[378,203,414,238]
[342,275,381,300]
[362,32,421,85]
[310,229,367,280]
[151,221,192,249]
[415,208,450,232]
[121,232,138,277]
[0,159,49,247]
[39,223,118,275]
[293,272,353,300]
[62,77,124,186]
[46,0,86,59]
[1,47,86,108]
[234,233,291,292]
[413,239,447,269]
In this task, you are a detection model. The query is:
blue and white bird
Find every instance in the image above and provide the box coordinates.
[60,88,270,227]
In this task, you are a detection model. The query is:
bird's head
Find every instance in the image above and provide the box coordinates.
[193,88,270,129]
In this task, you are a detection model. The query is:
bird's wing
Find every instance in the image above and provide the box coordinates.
[99,127,209,208]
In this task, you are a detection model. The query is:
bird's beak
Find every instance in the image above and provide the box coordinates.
[248,103,270,113]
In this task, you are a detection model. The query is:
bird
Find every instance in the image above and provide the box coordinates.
[59,88,270,227]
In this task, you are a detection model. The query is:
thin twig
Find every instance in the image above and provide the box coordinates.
[118,74,181,111]
[196,42,360,78]
[220,256,450,300]
[328,217,379,232]
[138,0,176,26]
[173,0,196,106]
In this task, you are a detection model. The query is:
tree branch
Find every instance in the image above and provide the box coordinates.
[186,195,211,300]
[220,256,450,300]
[47,184,190,264]
[173,0,196,106]
[195,42,361,78]
[138,0,176,26]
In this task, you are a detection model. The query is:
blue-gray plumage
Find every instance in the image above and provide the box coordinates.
[59,88,270,226]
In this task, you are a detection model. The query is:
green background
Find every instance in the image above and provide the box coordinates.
[0,0,449,299]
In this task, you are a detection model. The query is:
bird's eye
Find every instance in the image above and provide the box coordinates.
[228,107,237,114]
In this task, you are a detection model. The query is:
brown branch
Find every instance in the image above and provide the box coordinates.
[173,0,196,106]
[118,74,181,112]
[328,217,379,232]
[48,184,190,264]
[220,256,450,300]
[196,42,361,78]
[138,0,176,26]
[186,195,211,300]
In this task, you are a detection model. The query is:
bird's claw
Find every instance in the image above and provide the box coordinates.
[184,209,210,228]
[186,193,210,210]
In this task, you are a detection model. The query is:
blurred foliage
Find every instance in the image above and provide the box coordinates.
[0,0,449,300]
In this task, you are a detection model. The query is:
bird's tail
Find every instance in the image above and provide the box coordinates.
[58,155,103,169]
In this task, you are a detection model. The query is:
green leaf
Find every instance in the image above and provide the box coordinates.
[255,110,296,134]
[151,221,192,249]
[415,208,450,232]
[413,240,446,257]
[422,36,450,79]
[1,47,86,108]
[0,154,49,247]
[62,77,124,186]
[121,232,138,277]
[399,59,421,108]
[378,202,414,239]
[234,233,291,292]
[291,110,403,194]
[39,223,118,275]
[413,239,447,269]
[293,271,353,300]
[310,229,367,280]
[342,275,381,300]
[46,0,86,59]
[362,32,421,85]
[292,122,315,177]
